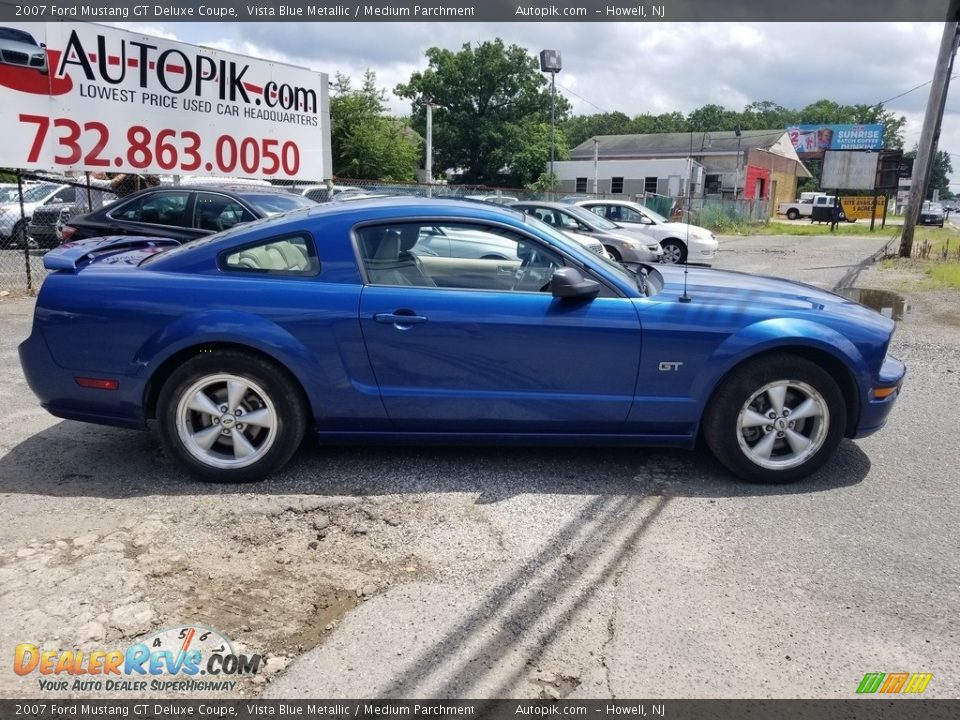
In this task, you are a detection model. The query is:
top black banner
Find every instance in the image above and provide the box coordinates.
[0,0,957,22]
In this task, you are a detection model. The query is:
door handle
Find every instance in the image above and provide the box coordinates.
[374,312,428,327]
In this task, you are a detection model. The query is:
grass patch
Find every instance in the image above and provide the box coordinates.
[928,262,960,289]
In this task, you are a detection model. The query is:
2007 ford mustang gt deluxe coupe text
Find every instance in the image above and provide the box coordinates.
[19,198,905,484]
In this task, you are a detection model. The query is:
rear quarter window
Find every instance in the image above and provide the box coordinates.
[219,233,319,276]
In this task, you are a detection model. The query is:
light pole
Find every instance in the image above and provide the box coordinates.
[539,49,562,193]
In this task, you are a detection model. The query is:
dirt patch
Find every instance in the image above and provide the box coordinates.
[0,496,436,698]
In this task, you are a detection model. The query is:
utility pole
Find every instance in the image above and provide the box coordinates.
[900,18,960,257]
[733,125,742,199]
[592,137,599,194]
[425,101,433,198]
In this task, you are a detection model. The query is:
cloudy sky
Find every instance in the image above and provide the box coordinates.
[115,21,958,190]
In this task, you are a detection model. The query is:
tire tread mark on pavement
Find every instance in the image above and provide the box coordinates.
[387,494,669,697]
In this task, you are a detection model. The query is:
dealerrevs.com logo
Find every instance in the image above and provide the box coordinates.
[14,626,261,693]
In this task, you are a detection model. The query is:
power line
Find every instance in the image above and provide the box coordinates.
[555,84,608,114]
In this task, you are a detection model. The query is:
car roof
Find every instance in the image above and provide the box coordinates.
[577,198,636,205]
[193,184,292,194]
[510,200,577,210]
[305,195,525,218]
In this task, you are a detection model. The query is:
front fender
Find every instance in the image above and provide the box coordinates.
[691,318,867,406]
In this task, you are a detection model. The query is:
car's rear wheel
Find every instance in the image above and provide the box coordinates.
[604,245,622,263]
[703,355,846,483]
[660,239,687,264]
[786,209,800,220]
[157,351,307,483]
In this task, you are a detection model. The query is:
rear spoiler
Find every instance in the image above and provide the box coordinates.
[43,236,181,272]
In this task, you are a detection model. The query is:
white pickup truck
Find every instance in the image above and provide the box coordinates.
[778,193,848,221]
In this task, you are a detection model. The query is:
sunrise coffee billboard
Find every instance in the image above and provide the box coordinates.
[0,22,331,180]
[786,124,884,159]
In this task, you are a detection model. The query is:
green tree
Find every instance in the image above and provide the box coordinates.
[560,99,905,153]
[631,112,687,134]
[330,71,421,181]
[561,111,634,148]
[905,148,954,200]
[396,39,570,185]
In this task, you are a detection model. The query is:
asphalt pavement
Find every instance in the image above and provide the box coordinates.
[0,231,957,700]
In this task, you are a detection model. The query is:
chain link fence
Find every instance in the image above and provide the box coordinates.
[0,170,114,295]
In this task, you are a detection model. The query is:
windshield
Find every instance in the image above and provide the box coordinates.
[241,193,316,216]
[20,184,59,203]
[638,205,668,223]
[565,204,619,230]
[0,28,36,44]
[523,213,638,288]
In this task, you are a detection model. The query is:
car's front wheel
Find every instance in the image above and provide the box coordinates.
[157,351,307,482]
[603,245,622,263]
[660,239,687,264]
[703,355,846,483]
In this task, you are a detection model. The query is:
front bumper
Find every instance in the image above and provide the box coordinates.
[852,354,906,438]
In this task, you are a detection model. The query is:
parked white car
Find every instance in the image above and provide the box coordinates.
[576,199,718,264]
[0,183,75,246]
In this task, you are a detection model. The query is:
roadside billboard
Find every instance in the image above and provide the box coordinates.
[840,196,886,220]
[787,124,884,157]
[0,22,331,180]
[821,150,880,191]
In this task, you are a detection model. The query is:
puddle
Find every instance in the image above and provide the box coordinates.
[839,288,910,321]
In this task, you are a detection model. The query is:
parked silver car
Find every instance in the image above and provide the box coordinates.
[510,201,663,264]
[575,199,718,264]
[0,26,48,74]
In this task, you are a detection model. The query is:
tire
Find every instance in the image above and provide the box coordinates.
[604,245,622,263]
[10,220,27,248]
[157,350,308,483]
[703,354,846,483]
[786,209,800,220]
[660,239,687,264]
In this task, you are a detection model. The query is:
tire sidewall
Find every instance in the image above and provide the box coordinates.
[661,239,687,264]
[704,356,847,483]
[157,351,307,483]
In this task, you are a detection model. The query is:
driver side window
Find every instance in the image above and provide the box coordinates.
[357,222,564,293]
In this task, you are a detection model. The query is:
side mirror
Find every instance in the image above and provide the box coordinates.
[552,267,600,299]
[641,216,654,225]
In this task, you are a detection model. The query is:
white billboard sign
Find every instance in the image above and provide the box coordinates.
[0,22,331,180]
[821,150,879,191]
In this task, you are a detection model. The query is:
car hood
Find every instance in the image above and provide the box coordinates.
[1,200,42,213]
[596,227,658,245]
[0,39,45,54]
[659,221,712,238]
[652,264,895,331]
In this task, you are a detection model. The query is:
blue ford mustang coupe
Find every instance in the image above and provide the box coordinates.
[19,198,905,484]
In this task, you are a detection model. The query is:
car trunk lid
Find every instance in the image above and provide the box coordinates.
[42,236,180,272]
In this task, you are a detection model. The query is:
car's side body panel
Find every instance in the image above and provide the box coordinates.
[19,198,905,473]
[359,285,643,431]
